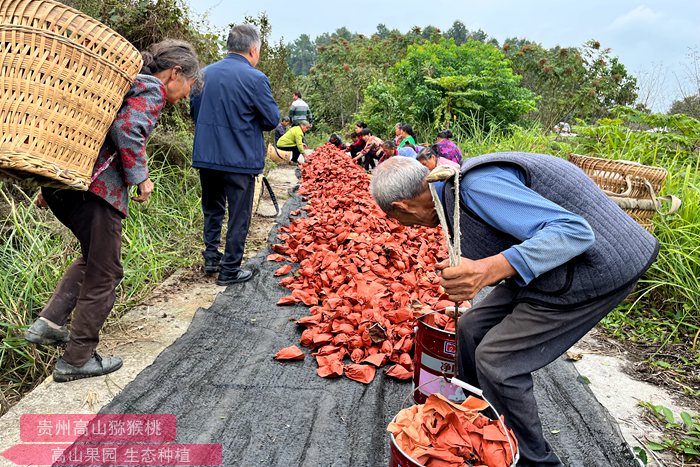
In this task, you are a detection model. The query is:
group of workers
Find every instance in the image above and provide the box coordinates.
[272,91,314,164]
[325,120,463,172]
[19,20,662,467]
[267,115,661,466]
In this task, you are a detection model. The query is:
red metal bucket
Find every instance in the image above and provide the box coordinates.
[389,432,423,467]
[412,313,465,404]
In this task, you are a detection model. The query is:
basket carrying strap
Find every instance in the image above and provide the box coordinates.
[604,176,682,216]
[272,145,285,160]
[659,195,683,215]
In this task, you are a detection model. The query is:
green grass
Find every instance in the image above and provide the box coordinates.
[0,147,203,415]
[453,113,700,403]
[570,114,700,363]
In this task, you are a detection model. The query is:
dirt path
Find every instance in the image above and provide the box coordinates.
[570,330,698,466]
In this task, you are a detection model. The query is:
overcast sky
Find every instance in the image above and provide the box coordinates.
[187,1,700,112]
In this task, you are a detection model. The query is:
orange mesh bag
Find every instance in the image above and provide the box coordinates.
[0,0,143,190]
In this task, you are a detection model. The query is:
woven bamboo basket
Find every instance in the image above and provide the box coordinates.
[267,143,292,164]
[0,0,143,190]
[569,153,669,232]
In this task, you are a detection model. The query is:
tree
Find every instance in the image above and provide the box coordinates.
[669,95,700,120]
[359,39,537,137]
[333,27,354,42]
[314,32,333,48]
[503,38,638,127]
[670,48,700,119]
[299,31,417,131]
[445,21,468,45]
[635,63,667,113]
[287,34,316,75]
[467,28,491,44]
[421,25,441,42]
[375,24,391,39]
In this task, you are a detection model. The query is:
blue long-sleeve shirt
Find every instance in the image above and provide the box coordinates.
[440,164,595,285]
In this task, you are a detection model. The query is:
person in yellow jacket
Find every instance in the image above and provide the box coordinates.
[276,120,311,164]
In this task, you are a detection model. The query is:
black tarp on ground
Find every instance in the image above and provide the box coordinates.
[101,185,639,467]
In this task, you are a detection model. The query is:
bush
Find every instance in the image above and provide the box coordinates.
[359,39,537,139]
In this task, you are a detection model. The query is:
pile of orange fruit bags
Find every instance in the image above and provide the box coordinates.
[271,145,453,383]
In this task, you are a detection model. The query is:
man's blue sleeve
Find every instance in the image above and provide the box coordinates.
[254,76,281,131]
[190,90,201,123]
[460,165,595,285]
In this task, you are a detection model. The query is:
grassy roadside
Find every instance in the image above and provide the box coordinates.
[0,144,203,415]
[454,114,700,399]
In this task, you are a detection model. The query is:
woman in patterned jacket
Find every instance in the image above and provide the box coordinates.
[434,129,463,164]
[24,39,202,382]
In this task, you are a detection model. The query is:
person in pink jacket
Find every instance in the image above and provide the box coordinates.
[25,40,202,383]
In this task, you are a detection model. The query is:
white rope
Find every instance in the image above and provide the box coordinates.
[427,168,460,268]
[427,168,519,466]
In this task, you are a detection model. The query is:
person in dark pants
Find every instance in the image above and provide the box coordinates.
[370,154,659,466]
[197,169,255,278]
[190,25,280,285]
[276,120,312,164]
[24,40,202,382]
[352,128,383,171]
[273,116,290,146]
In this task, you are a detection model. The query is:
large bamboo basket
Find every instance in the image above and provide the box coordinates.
[569,153,670,232]
[0,0,143,190]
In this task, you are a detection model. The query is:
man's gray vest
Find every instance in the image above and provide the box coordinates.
[442,152,659,307]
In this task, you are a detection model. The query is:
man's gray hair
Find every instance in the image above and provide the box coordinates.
[227,24,261,54]
[370,157,429,212]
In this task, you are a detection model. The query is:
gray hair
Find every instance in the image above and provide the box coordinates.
[299,120,311,127]
[141,39,203,90]
[370,157,429,212]
[227,24,261,54]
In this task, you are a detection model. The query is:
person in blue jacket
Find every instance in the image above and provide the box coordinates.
[191,24,280,285]
[370,155,658,466]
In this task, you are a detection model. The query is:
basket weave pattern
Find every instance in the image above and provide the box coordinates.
[569,153,668,232]
[0,0,143,190]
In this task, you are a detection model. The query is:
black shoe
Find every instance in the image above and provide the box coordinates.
[53,353,123,383]
[24,319,70,346]
[204,257,221,274]
[216,269,253,286]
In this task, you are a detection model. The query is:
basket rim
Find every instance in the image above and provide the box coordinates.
[568,152,668,189]
[0,23,136,82]
[0,0,140,61]
[568,152,668,173]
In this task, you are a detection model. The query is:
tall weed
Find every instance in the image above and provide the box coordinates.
[456,112,700,358]
[0,149,203,414]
